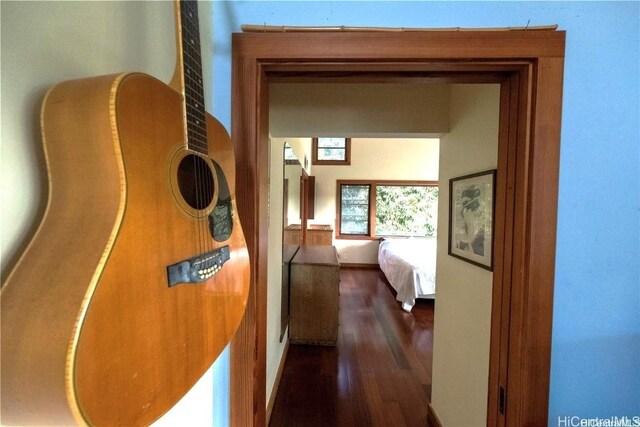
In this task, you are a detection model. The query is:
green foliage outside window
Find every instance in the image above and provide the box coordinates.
[375,185,438,236]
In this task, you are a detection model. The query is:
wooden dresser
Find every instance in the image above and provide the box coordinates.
[306,224,333,245]
[289,245,340,346]
[283,224,333,246]
[283,224,301,245]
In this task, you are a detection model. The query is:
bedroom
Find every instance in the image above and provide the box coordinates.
[265,81,499,425]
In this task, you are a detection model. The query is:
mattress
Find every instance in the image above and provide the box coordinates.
[378,237,437,312]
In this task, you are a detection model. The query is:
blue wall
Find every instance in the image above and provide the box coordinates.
[210,1,640,424]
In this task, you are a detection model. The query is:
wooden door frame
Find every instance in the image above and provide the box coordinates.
[230,30,565,426]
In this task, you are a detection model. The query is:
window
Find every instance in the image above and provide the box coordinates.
[375,185,438,237]
[339,184,370,235]
[337,180,438,239]
[312,137,351,165]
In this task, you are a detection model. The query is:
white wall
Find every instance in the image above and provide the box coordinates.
[431,84,500,426]
[311,137,440,264]
[295,138,313,176]
[2,1,173,275]
[284,137,313,176]
[270,83,450,138]
[1,2,218,425]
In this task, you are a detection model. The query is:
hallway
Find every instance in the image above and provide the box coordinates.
[269,268,434,427]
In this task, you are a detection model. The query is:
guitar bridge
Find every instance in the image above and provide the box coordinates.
[166,246,230,287]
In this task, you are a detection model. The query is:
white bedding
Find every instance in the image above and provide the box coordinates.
[378,237,437,312]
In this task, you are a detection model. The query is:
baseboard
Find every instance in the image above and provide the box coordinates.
[339,263,380,270]
[266,338,289,425]
[427,402,443,427]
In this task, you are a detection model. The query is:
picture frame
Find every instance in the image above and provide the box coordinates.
[448,169,496,271]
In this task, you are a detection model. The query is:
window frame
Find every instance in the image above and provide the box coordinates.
[336,179,438,240]
[312,137,351,165]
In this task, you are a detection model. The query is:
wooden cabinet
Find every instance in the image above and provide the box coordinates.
[284,224,333,246]
[289,245,340,346]
[283,225,301,245]
[306,224,333,246]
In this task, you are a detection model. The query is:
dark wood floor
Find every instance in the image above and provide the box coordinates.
[269,268,435,427]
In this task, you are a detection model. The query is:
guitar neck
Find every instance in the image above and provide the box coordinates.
[172,0,208,155]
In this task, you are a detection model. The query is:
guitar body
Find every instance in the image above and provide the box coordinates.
[1,73,250,426]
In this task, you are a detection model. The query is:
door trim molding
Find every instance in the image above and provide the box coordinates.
[230,30,565,426]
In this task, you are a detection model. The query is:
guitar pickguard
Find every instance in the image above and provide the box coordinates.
[208,160,233,242]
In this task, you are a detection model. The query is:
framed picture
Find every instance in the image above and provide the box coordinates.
[448,169,496,271]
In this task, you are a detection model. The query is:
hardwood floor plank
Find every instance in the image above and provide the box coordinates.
[269,268,434,426]
[361,372,403,427]
[373,301,411,370]
[339,332,373,426]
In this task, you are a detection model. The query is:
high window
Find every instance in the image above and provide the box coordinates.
[312,137,351,165]
[337,180,438,239]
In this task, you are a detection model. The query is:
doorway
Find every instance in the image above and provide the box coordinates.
[229,29,565,426]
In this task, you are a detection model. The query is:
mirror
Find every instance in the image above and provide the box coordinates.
[283,142,303,245]
[284,170,302,230]
[281,143,302,341]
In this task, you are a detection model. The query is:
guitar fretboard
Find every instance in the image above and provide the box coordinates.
[180,0,207,155]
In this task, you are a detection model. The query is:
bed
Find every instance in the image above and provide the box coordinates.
[378,237,437,312]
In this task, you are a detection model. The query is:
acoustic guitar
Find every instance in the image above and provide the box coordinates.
[1,1,250,425]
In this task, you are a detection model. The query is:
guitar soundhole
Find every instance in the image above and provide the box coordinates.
[177,154,215,210]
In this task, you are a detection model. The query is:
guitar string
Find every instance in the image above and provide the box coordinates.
[195,10,208,260]
[193,1,216,259]
[193,0,216,260]
[187,0,211,259]
[182,0,205,260]
[187,0,211,260]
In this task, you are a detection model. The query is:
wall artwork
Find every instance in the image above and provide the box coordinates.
[448,169,496,271]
